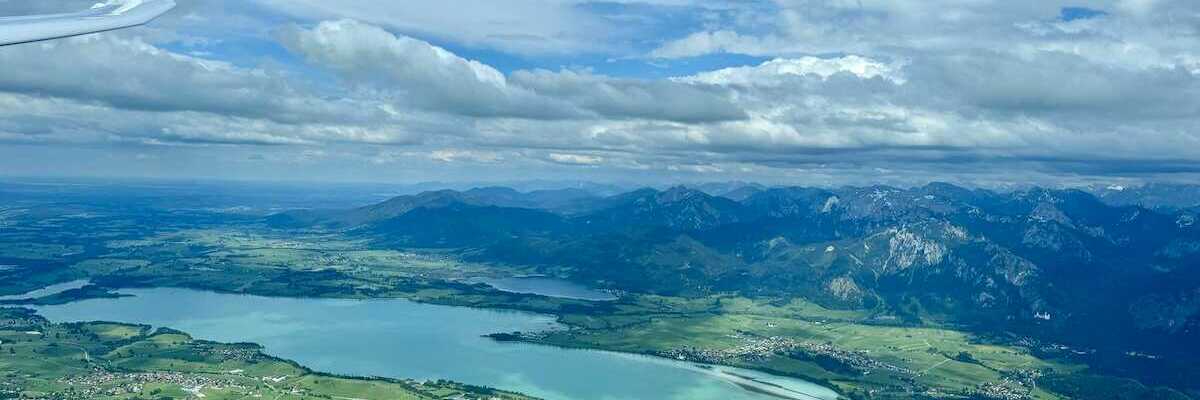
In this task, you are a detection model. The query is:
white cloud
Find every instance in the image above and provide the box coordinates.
[430,149,502,163]
[650,30,755,59]
[280,20,746,123]
[0,34,392,126]
[651,0,1200,75]
[252,0,616,55]
[280,19,580,120]
[0,91,422,147]
[680,56,907,86]
[549,153,605,165]
[3,1,1200,184]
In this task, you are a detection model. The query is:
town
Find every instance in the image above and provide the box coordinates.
[657,334,907,375]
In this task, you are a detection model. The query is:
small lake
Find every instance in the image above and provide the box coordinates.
[473,277,618,301]
[0,279,90,301]
[34,288,839,400]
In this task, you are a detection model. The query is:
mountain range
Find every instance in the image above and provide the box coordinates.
[269,182,1200,379]
[1086,183,1200,211]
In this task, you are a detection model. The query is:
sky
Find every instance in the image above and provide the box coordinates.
[0,0,1199,188]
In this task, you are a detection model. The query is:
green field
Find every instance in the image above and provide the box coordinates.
[505,294,1187,400]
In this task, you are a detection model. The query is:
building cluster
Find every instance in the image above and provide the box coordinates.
[0,317,43,330]
[787,341,909,374]
[0,379,19,398]
[191,342,260,362]
[490,331,550,341]
[1014,337,1092,357]
[58,370,244,399]
[965,369,1044,400]
[657,334,798,364]
[657,346,734,364]
[657,335,906,375]
[966,381,1032,400]
[1001,369,1043,388]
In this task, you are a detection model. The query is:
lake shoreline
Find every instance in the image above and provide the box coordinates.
[27,285,843,400]
[464,276,619,302]
[485,332,844,396]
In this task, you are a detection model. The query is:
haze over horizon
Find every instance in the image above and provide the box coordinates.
[2,1,1200,187]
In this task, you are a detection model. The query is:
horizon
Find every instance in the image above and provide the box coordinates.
[3,172,1198,196]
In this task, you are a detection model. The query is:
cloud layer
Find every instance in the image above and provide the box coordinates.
[1,0,1198,186]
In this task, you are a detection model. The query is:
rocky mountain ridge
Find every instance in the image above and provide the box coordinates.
[269,183,1200,360]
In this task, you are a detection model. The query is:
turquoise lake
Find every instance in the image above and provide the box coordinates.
[35,287,840,400]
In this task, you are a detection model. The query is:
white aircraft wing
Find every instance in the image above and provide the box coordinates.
[0,0,176,46]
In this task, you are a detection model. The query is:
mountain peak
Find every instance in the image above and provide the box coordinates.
[658,186,710,203]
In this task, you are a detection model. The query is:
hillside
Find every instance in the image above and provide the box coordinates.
[270,183,1200,369]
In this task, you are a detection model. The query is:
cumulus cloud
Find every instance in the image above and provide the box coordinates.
[634,1,1200,174]
[680,56,907,86]
[0,35,394,126]
[278,19,580,120]
[279,19,746,123]
[2,1,1200,185]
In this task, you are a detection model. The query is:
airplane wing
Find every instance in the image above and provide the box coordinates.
[0,0,176,47]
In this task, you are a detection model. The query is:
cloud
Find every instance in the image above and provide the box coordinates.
[0,92,420,147]
[279,19,580,120]
[650,29,759,59]
[510,69,746,122]
[908,50,1200,119]
[2,1,1200,186]
[0,35,392,126]
[430,149,502,163]
[625,0,1200,179]
[279,19,746,123]
[251,0,616,55]
[548,153,605,165]
[248,0,754,55]
[650,1,1200,70]
[680,56,907,86]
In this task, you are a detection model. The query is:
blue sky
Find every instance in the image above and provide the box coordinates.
[1,0,1199,188]
[1060,6,1108,21]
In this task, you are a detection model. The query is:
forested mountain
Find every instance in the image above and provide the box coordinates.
[271,183,1200,361]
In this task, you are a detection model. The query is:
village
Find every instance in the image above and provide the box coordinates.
[57,370,247,399]
[657,333,1052,400]
[967,381,1034,400]
[657,334,907,376]
[0,379,18,399]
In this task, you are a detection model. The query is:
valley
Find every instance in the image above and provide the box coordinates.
[1,180,1199,399]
